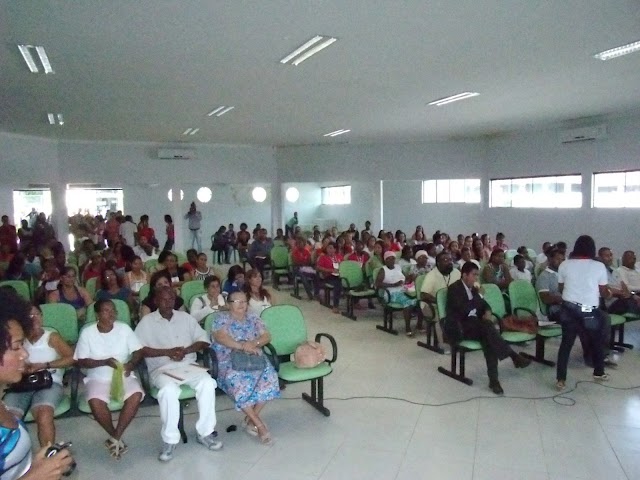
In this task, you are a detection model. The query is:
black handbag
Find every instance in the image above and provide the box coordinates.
[8,369,53,393]
[231,351,266,371]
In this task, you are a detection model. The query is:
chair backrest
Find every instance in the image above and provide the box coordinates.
[40,303,79,345]
[260,305,307,356]
[203,311,224,338]
[371,267,382,288]
[270,246,289,269]
[174,252,187,265]
[85,277,98,298]
[505,250,518,264]
[526,248,536,261]
[415,273,427,299]
[0,280,30,301]
[85,299,132,326]
[143,258,158,273]
[339,260,364,289]
[508,280,539,317]
[138,283,151,302]
[537,291,549,316]
[180,280,206,311]
[482,284,507,319]
[435,288,448,319]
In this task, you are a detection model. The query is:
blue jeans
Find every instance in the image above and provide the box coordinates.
[556,302,606,381]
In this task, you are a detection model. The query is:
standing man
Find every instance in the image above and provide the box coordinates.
[285,212,298,239]
[0,215,18,254]
[184,202,202,252]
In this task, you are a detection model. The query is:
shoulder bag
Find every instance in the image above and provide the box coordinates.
[8,369,53,393]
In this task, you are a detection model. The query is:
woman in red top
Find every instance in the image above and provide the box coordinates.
[346,240,370,267]
[137,215,157,248]
[314,242,343,313]
[291,237,315,300]
[163,215,175,251]
[384,232,401,252]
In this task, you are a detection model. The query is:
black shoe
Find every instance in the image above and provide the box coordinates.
[512,354,532,369]
[489,380,504,395]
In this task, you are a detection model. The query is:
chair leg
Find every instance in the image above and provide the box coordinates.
[273,273,280,291]
[521,335,556,366]
[301,377,330,416]
[291,276,302,300]
[341,295,357,321]
[437,347,473,385]
[178,401,188,444]
[376,308,398,335]
[612,324,633,350]
[417,321,445,354]
[324,288,331,308]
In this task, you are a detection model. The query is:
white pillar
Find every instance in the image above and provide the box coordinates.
[271,182,283,236]
[170,186,185,252]
[50,182,71,251]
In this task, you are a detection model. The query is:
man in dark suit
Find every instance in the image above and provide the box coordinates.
[445,261,531,394]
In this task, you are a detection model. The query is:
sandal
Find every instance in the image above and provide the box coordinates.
[255,423,273,446]
[405,331,414,337]
[242,417,258,437]
[555,380,566,391]
[105,438,128,460]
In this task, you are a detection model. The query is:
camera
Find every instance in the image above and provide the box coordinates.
[46,441,77,477]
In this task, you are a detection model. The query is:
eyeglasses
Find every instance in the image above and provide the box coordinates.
[29,312,42,318]
[229,300,248,304]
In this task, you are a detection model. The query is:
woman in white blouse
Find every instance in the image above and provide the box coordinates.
[244,269,273,316]
[190,275,227,323]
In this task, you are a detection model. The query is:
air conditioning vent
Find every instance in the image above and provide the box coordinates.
[560,125,607,144]
[28,183,50,189]
[157,148,196,160]
[68,183,102,189]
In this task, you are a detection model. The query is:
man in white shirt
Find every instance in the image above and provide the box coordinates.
[136,287,221,462]
[119,215,137,246]
[611,250,640,315]
[420,251,461,318]
[133,235,158,263]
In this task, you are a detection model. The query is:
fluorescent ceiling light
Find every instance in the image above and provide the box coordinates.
[324,129,350,137]
[428,92,480,106]
[594,40,640,60]
[183,128,193,135]
[17,45,54,74]
[207,105,235,117]
[216,106,234,117]
[47,113,63,126]
[207,106,226,116]
[189,128,199,135]
[280,35,337,66]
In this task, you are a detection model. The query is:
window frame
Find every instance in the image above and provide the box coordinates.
[489,173,583,208]
[592,169,640,208]
[421,178,481,204]
[321,185,351,205]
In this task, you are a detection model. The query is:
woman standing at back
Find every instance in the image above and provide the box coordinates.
[555,235,610,391]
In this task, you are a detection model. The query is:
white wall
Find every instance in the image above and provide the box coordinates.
[281,182,321,232]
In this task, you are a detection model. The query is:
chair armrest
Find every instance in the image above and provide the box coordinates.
[262,343,279,372]
[376,287,391,304]
[424,301,436,319]
[136,362,151,393]
[202,348,218,379]
[69,365,81,407]
[513,307,536,318]
[341,277,353,290]
[315,333,338,364]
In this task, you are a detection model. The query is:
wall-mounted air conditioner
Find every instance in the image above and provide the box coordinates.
[559,125,607,144]
[157,148,196,159]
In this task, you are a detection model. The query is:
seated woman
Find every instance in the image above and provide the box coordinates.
[35,258,60,305]
[211,226,233,264]
[291,236,315,300]
[3,304,74,447]
[494,232,508,251]
[472,239,489,265]
[182,249,198,273]
[139,270,185,317]
[394,230,407,250]
[222,265,246,296]
[192,253,215,281]
[124,256,148,296]
[47,267,93,323]
[410,225,425,246]
[363,235,377,255]
[244,269,273,316]
[82,251,104,286]
[212,291,280,446]
[3,254,30,282]
[448,240,461,262]
[456,246,481,270]
[96,267,133,307]
[481,234,493,259]
[365,240,385,284]
[397,245,417,271]
[156,251,192,287]
[0,289,75,479]
[110,242,127,275]
[190,275,227,323]
[74,300,144,460]
[375,251,423,336]
[314,242,343,314]
[481,248,513,291]
[346,240,370,267]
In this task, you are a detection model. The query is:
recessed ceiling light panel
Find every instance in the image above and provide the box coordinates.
[47,113,63,125]
[323,129,351,137]
[280,35,337,66]
[18,45,54,74]
[594,40,640,60]
[428,92,480,106]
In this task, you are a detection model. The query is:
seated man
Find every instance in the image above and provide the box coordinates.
[611,250,640,315]
[509,255,532,282]
[136,286,222,462]
[247,228,273,276]
[420,251,461,321]
[445,262,531,395]
[133,235,158,263]
[535,247,565,323]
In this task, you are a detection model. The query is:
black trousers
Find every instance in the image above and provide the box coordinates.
[461,317,513,382]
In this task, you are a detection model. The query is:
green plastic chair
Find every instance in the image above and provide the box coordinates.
[526,248,537,261]
[260,305,337,416]
[505,250,518,264]
[339,260,376,321]
[0,280,30,301]
[143,258,159,273]
[373,266,406,335]
[40,303,79,345]
[203,311,223,337]
[180,280,206,312]
[270,246,291,290]
[483,284,536,345]
[435,288,483,385]
[509,280,559,366]
[138,284,151,303]
[85,299,132,326]
[85,277,98,299]
[415,274,442,353]
[173,252,188,265]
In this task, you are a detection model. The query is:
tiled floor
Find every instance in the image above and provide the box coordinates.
[40,282,640,479]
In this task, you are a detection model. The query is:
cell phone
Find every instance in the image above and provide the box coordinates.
[46,441,72,457]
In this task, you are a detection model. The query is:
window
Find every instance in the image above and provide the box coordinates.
[421,179,480,204]
[321,185,351,205]
[593,170,640,208]
[490,175,582,208]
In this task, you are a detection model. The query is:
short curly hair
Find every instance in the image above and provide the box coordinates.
[0,288,32,360]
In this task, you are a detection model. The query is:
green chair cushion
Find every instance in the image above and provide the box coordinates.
[538,326,562,337]
[150,384,196,401]
[348,289,376,297]
[609,314,626,327]
[458,340,483,350]
[77,394,124,414]
[273,268,289,275]
[623,313,640,321]
[24,395,71,422]
[502,331,536,343]
[277,362,332,383]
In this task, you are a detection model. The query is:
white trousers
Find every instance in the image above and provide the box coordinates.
[151,369,217,445]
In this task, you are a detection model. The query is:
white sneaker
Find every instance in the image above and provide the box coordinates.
[158,442,176,462]
[197,433,223,451]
